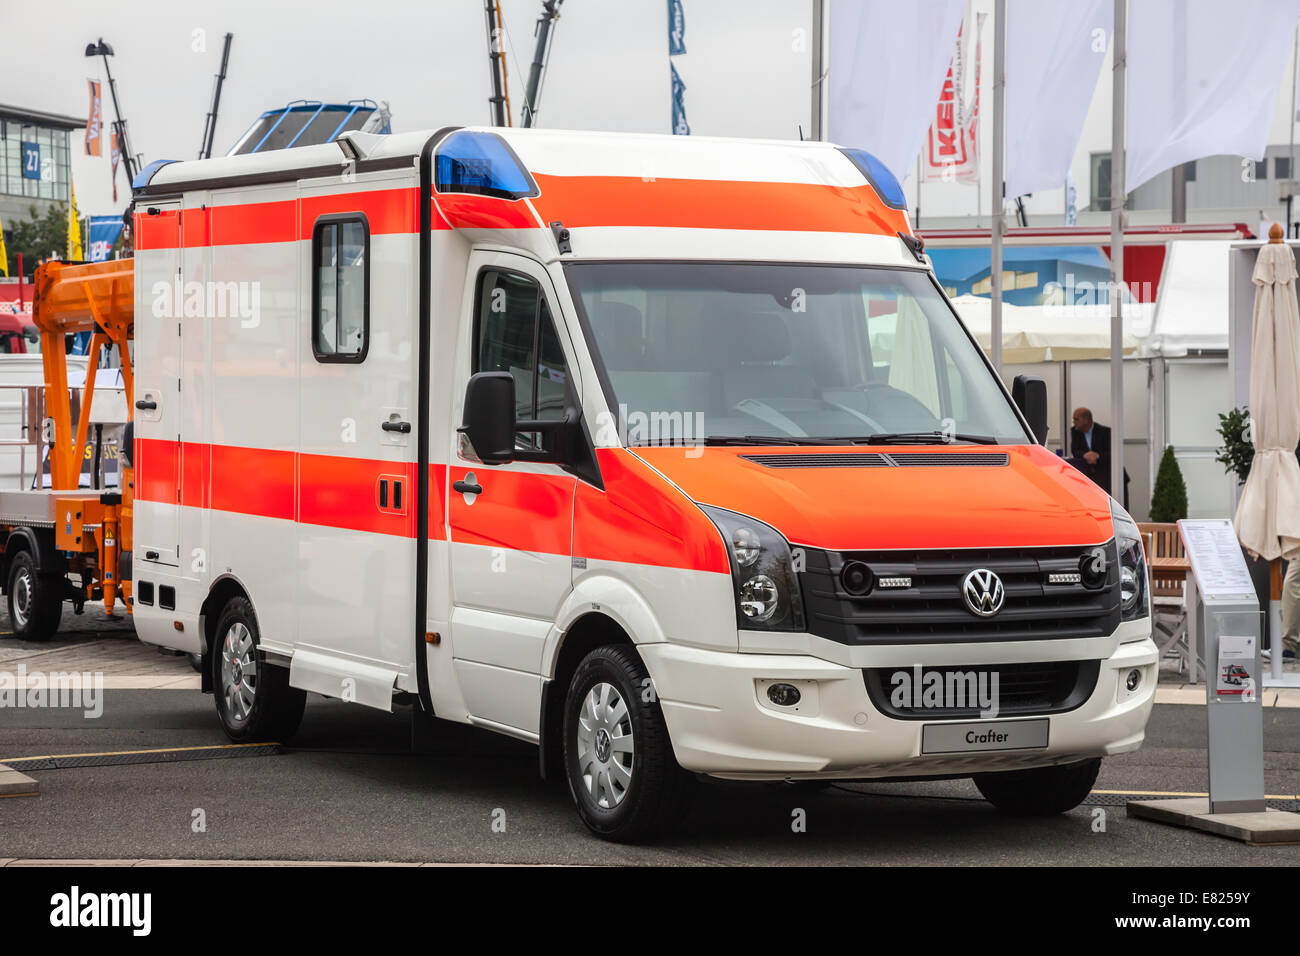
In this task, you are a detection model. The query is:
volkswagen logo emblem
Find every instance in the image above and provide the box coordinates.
[962,568,1005,617]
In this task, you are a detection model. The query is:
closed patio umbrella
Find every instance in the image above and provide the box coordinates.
[1233,237,1300,562]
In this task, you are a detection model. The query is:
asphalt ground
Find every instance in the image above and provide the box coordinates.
[2,606,1299,864]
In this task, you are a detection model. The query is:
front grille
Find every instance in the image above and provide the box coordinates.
[742,452,1008,469]
[863,660,1100,719]
[799,542,1120,645]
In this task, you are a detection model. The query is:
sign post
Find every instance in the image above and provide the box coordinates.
[1178,519,1264,812]
[1128,519,1300,842]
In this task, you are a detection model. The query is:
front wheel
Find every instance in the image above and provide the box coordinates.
[6,550,63,641]
[562,645,693,843]
[212,596,305,743]
[973,757,1101,816]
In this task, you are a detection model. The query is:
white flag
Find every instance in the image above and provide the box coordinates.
[829,0,965,183]
[922,16,984,185]
[1005,0,1111,200]
[1128,0,1300,192]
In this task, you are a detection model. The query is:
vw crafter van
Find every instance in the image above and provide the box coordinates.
[126,127,1157,842]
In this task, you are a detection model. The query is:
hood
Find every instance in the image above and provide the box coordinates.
[632,443,1114,551]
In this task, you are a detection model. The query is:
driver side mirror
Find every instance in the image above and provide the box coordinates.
[1012,374,1049,445]
[460,371,517,465]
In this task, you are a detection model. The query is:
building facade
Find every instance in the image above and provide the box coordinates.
[0,103,81,253]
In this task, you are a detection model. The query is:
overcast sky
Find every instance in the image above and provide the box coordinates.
[1,0,814,215]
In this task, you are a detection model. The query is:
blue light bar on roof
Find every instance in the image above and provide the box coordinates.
[839,148,908,210]
[434,131,538,200]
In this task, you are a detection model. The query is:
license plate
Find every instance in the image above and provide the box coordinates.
[921,718,1050,754]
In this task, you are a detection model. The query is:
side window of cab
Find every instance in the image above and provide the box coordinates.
[474,269,570,448]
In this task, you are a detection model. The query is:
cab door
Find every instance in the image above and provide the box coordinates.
[447,252,579,736]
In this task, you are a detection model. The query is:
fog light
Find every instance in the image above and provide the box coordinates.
[767,682,801,707]
[1079,548,1108,589]
[1126,669,1141,692]
[840,560,873,595]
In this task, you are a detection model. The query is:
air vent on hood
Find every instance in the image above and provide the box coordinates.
[741,452,1009,469]
[888,452,1010,467]
[742,453,891,468]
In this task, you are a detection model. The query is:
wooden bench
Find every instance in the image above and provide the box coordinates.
[1138,522,1197,681]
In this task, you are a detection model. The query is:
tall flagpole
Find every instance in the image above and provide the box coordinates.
[1110,0,1126,500]
[990,0,1006,371]
[811,0,826,140]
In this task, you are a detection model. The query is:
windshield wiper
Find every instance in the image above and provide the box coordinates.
[861,431,1000,445]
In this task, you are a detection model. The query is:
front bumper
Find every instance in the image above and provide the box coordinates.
[640,633,1158,780]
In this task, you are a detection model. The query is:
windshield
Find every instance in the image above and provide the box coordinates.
[564,262,1028,445]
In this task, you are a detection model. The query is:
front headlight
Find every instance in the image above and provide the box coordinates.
[1111,499,1149,621]
[699,505,806,631]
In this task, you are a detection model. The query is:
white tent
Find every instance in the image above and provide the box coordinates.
[950,294,1141,363]
[1143,240,1236,355]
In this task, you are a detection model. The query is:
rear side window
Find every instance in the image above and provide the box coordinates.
[312,215,369,362]
[475,269,570,447]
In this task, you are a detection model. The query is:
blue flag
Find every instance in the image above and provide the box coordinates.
[87,215,125,263]
[668,0,687,55]
[671,63,690,136]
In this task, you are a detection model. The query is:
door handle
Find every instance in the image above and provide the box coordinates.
[145,550,159,560]
[381,420,411,434]
[136,399,157,410]
[453,479,482,495]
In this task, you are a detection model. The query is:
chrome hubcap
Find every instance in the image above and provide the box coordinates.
[576,682,634,809]
[220,622,257,722]
[12,569,31,630]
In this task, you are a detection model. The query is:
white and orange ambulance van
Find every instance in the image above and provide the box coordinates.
[126,127,1155,841]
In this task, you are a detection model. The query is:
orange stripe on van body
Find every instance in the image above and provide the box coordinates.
[134,188,420,250]
[434,192,537,230]
[529,173,912,237]
[135,438,444,540]
[447,466,574,555]
[573,449,730,574]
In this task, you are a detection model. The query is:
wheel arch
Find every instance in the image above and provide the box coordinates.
[2,527,60,588]
[199,574,257,694]
[538,610,638,781]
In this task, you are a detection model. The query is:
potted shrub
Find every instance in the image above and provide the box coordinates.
[1149,446,1188,522]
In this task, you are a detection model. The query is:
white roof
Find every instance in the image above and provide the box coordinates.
[949,294,1142,363]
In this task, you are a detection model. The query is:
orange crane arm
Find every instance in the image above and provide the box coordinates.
[32,259,134,491]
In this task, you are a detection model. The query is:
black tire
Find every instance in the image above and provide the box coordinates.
[973,757,1101,816]
[6,550,63,641]
[212,596,305,743]
[562,644,693,842]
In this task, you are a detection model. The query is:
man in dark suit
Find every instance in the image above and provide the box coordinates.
[1070,407,1128,506]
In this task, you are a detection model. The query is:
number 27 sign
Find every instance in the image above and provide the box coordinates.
[22,141,41,180]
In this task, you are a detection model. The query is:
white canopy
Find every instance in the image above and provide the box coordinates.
[1143,239,1235,355]
[950,294,1141,363]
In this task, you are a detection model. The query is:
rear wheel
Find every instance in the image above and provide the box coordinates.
[563,645,693,843]
[7,550,63,641]
[212,596,305,742]
[973,757,1101,815]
